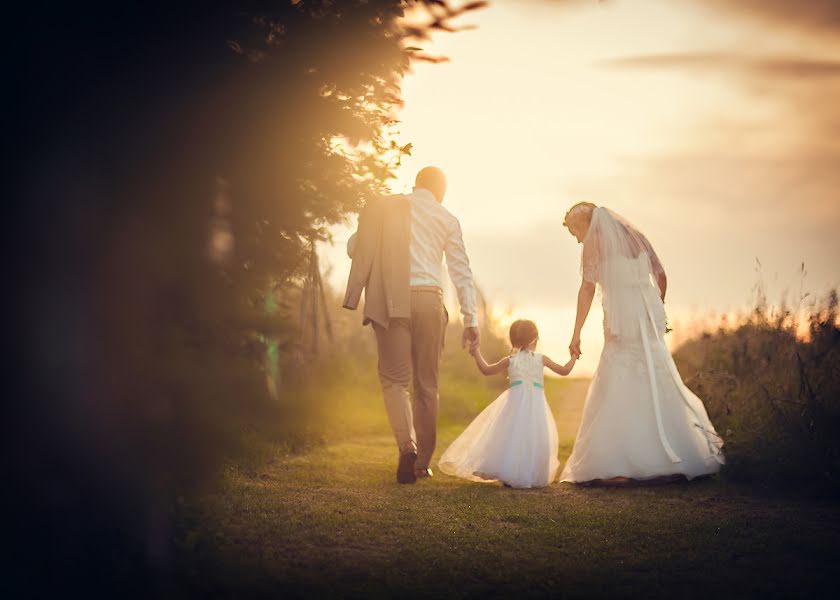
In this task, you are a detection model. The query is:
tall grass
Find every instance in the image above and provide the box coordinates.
[673,289,840,497]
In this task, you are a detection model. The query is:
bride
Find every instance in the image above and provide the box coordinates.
[561,203,724,484]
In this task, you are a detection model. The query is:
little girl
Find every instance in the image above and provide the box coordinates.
[438,319,577,488]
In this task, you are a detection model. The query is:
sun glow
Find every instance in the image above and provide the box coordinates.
[322,0,840,376]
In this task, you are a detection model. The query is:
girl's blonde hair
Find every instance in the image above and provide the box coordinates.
[509,319,539,351]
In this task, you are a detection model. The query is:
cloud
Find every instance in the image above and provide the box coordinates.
[598,48,840,161]
[554,46,840,307]
[633,151,840,294]
[598,48,840,164]
[701,0,840,35]
[600,53,840,79]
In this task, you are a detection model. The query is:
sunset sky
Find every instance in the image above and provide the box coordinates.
[323,0,840,375]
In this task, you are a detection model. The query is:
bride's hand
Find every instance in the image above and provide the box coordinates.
[569,335,582,358]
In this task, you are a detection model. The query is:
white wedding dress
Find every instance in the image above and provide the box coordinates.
[560,207,724,483]
[439,350,560,488]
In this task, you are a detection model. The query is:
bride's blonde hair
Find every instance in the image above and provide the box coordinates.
[563,201,597,229]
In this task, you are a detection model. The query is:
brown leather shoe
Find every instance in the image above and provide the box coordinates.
[415,467,433,479]
[397,452,417,484]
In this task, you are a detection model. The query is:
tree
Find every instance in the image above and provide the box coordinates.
[8,0,485,593]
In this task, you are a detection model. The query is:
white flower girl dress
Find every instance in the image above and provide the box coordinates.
[438,350,560,488]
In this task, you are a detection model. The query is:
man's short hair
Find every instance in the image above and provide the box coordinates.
[415,166,447,202]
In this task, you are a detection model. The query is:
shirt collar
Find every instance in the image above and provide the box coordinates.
[412,188,438,203]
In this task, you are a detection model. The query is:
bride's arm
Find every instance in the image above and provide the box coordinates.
[657,271,667,302]
[543,354,577,376]
[471,346,510,376]
[644,234,667,301]
[570,280,595,357]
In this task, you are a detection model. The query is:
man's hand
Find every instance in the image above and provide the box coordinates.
[462,326,480,351]
[569,334,582,358]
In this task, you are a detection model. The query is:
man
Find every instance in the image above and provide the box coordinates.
[344,166,479,483]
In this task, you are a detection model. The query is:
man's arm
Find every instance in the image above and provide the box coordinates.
[444,219,479,348]
[444,219,478,327]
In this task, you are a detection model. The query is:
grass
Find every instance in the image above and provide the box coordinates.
[673,291,840,496]
[175,377,840,599]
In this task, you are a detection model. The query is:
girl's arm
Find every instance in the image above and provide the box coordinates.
[471,346,510,376]
[543,354,577,376]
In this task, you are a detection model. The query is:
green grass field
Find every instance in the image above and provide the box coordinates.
[177,377,840,598]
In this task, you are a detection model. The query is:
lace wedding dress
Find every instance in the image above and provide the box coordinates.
[560,207,724,483]
[439,350,560,488]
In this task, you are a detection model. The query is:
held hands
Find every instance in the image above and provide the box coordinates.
[569,334,582,359]
[462,326,480,352]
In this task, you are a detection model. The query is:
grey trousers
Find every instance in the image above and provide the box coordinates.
[373,288,448,470]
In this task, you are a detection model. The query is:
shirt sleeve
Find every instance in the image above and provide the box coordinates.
[444,218,479,328]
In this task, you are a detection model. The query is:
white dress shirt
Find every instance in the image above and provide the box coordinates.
[347,188,478,328]
[408,188,478,327]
